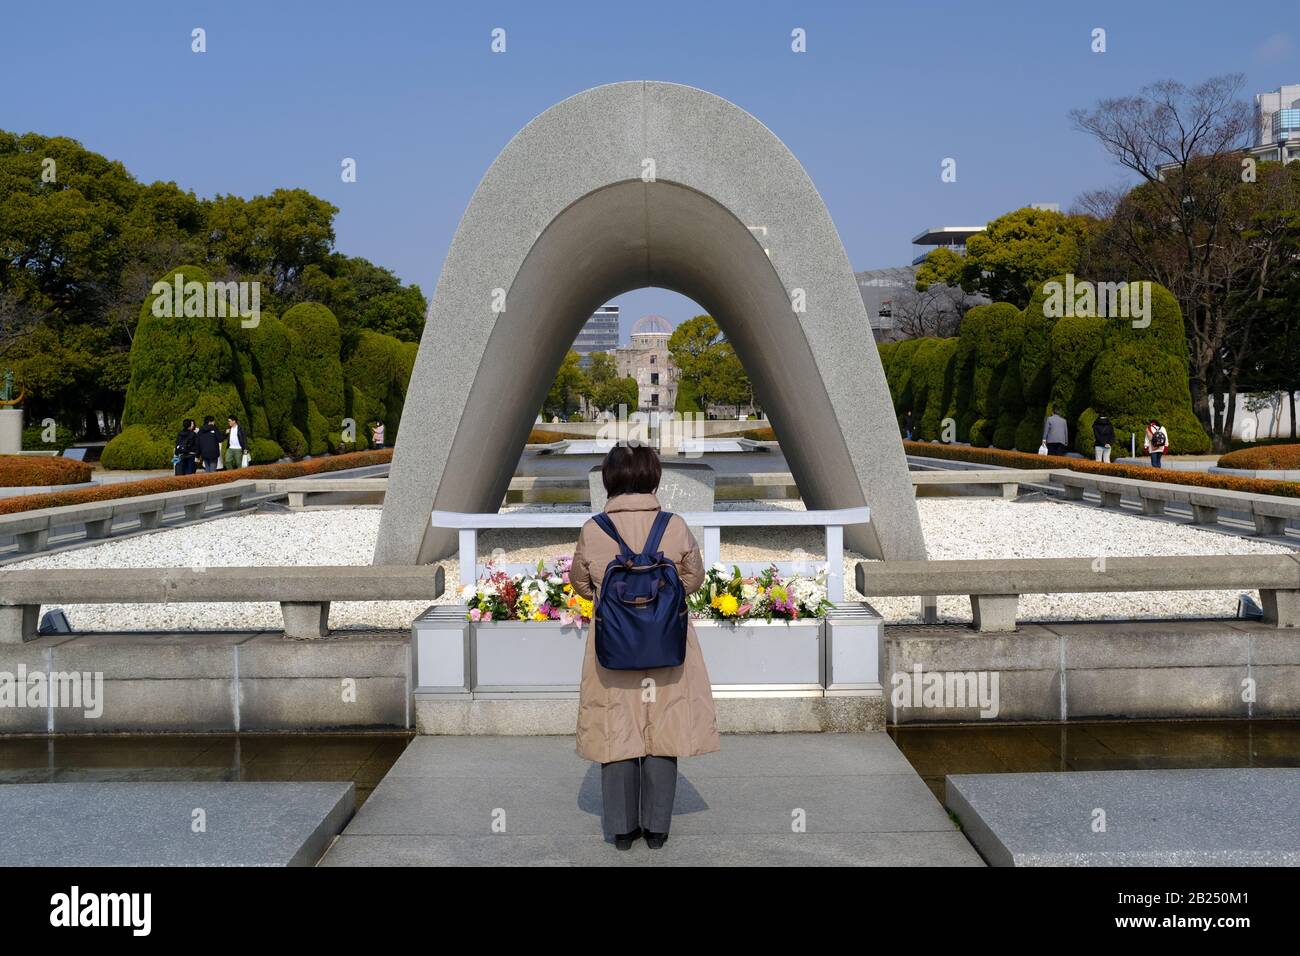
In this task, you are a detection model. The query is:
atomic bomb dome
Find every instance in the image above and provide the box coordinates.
[631,314,674,337]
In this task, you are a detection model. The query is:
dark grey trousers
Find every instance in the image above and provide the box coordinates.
[601,755,678,835]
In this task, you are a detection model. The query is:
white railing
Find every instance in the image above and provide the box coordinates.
[430,506,870,602]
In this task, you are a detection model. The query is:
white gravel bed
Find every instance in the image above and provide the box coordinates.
[9,498,1292,631]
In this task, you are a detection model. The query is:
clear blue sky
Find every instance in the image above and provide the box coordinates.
[3,0,1296,339]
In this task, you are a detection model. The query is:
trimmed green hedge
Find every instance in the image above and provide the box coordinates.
[904,440,1300,498]
[107,269,416,468]
[0,450,394,515]
[1218,444,1300,469]
[0,455,91,486]
[880,277,1210,456]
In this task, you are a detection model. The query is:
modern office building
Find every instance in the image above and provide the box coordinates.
[909,225,986,266]
[573,305,620,356]
[1252,84,1300,164]
[614,314,679,411]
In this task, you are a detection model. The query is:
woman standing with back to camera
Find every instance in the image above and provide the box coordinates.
[570,445,720,851]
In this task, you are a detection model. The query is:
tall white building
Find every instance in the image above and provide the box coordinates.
[1253,84,1300,164]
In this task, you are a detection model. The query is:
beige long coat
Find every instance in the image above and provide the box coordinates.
[570,493,721,764]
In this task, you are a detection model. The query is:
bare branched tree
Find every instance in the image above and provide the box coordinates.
[1070,74,1258,447]
[892,284,981,339]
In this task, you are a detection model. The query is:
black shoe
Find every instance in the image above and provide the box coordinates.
[614,828,642,850]
[644,831,668,849]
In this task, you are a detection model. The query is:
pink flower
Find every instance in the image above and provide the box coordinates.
[482,611,493,622]
[469,608,481,622]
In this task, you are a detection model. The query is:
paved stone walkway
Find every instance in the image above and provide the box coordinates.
[948,768,1300,866]
[320,733,982,866]
[0,782,354,866]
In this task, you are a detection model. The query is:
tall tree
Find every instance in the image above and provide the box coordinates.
[1070,74,1256,447]
[915,207,1092,308]
[544,350,587,419]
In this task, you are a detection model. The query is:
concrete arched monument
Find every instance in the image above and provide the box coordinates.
[374,82,925,565]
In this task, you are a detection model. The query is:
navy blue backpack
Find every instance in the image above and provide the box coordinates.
[590,510,688,670]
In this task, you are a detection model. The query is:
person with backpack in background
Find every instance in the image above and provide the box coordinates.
[173,419,198,476]
[1092,414,1116,463]
[196,416,222,472]
[1144,419,1169,468]
[569,445,719,852]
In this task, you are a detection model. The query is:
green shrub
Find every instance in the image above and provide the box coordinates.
[913,338,959,439]
[101,425,173,469]
[963,303,1023,423]
[993,360,1026,449]
[280,424,307,458]
[22,422,76,452]
[1015,405,1048,453]
[284,302,345,427]
[886,338,923,413]
[877,342,898,379]
[1091,342,1210,455]
[1075,407,1099,456]
[1018,277,1060,413]
[969,418,992,447]
[343,329,409,440]
[249,438,285,464]
[1050,314,1106,421]
[121,266,246,431]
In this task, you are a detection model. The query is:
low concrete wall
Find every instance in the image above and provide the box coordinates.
[0,630,410,733]
[413,695,883,735]
[883,618,1300,723]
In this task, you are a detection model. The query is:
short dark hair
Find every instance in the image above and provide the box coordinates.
[227,415,238,423]
[204,416,215,425]
[182,418,194,429]
[601,445,661,498]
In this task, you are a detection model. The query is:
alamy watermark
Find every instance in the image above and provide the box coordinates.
[595,405,708,458]
[0,665,103,718]
[891,663,1000,718]
[150,275,261,328]
[1041,274,1151,328]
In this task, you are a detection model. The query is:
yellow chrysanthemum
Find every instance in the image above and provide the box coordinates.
[716,593,739,616]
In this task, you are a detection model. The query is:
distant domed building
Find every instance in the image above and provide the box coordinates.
[615,315,679,412]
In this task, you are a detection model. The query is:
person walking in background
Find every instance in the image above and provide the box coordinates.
[173,419,198,476]
[196,415,222,472]
[569,445,720,851]
[371,421,385,450]
[1144,419,1169,468]
[1042,409,1070,457]
[224,415,248,471]
[902,409,915,441]
[1092,414,1116,463]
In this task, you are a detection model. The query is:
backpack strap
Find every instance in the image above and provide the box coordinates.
[591,512,634,560]
[643,510,673,556]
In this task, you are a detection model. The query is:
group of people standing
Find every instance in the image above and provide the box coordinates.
[1042,412,1170,467]
[173,416,250,476]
